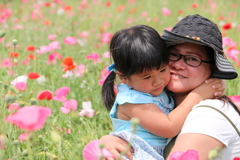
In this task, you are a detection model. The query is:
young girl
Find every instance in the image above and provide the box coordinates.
[101,25,223,159]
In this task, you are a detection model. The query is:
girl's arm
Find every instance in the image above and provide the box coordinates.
[119,78,224,138]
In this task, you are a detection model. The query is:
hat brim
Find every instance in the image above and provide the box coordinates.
[162,30,238,80]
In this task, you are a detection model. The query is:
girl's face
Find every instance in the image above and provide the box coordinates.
[167,43,213,94]
[121,65,170,96]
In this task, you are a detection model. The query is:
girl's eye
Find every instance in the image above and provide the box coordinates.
[160,68,166,72]
[143,76,151,79]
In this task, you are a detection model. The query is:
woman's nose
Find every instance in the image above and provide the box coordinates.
[169,58,186,70]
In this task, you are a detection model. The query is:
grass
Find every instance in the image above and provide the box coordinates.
[0,0,239,159]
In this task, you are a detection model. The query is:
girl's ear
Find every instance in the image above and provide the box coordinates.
[116,71,127,84]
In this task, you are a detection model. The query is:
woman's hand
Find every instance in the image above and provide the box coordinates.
[99,135,134,160]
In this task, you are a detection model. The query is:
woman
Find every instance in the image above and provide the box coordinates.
[100,14,240,160]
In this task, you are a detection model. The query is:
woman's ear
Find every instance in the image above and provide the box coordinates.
[116,71,127,84]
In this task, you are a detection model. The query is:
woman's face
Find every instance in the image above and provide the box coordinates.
[167,43,213,94]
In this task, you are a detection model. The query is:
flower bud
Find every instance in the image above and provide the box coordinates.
[12,39,18,46]
[0,30,6,38]
[18,101,25,107]
[13,139,20,146]
[21,150,28,156]
[5,92,17,104]
[30,98,37,105]
[50,131,61,143]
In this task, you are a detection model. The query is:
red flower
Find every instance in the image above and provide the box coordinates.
[44,2,51,7]
[37,90,53,100]
[9,52,19,57]
[191,3,198,8]
[61,57,76,72]
[233,158,240,160]
[28,72,40,79]
[27,54,36,60]
[178,10,183,15]
[105,1,111,7]
[222,23,232,30]
[26,46,35,51]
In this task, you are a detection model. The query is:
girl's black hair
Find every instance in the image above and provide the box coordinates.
[102,25,169,110]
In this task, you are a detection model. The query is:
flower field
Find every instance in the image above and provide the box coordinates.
[0,0,239,159]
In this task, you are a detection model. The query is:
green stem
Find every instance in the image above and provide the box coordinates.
[26,132,34,160]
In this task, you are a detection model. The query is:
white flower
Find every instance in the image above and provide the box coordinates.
[79,101,95,118]
[37,76,46,85]
[11,75,28,86]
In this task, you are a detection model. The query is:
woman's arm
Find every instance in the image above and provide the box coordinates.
[167,133,224,160]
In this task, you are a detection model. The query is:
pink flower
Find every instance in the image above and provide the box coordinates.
[48,34,56,40]
[102,51,110,58]
[11,75,28,86]
[169,150,199,160]
[226,49,240,62]
[83,140,113,160]
[14,82,27,91]
[47,52,62,64]
[101,33,113,43]
[162,7,171,16]
[60,99,78,114]
[48,41,61,51]
[228,95,240,108]
[36,45,50,55]
[141,11,148,17]
[1,58,12,68]
[98,67,110,85]
[86,53,100,64]
[79,31,89,38]
[18,133,28,141]
[5,106,52,131]
[8,103,20,111]
[53,87,70,102]
[75,64,86,77]
[79,101,95,118]
[63,37,77,45]
[37,90,53,100]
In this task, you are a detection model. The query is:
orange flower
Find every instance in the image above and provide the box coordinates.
[9,52,19,58]
[28,72,40,79]
[61,57,76,72]
[128,8,137,14]
[64,5,72,11]
[43,20,51,25]
[117,5,125,12]
[28,54,36,60]
[178,10,183,15]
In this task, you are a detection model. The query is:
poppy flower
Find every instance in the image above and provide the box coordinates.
[53,86,70,102]
[61,57,76,72]
[37,90,53,100]
[228,95,240,108]
[60,99,78,114]
[28,72,40,79]
[5,106,52,131]
[191,3,198,8]
[105,1,111,7]
[27,53,36,60]
[233,157,240,160]
[14,82,27,91]
[162,7,171,16]
[63,37,77,45]
[222,23,232,30]
[9,52,19,58]
[79,101,95,118]
[83,140,113,160]
[26,46,35,51]
[169,150,199,160]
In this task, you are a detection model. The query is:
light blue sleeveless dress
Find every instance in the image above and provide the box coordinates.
[110,83,174,159]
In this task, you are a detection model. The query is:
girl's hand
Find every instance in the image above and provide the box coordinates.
[205,78,225,98]
[192,78,225,100]
[99,135,133,160]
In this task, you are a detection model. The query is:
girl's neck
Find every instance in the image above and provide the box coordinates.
[174,93,189,106]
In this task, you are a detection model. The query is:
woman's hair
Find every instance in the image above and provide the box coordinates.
[102,25,169,110]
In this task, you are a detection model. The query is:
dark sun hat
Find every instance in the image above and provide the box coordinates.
[162,14,238,80]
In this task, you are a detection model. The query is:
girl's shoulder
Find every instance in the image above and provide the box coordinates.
[116,83,154,105]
